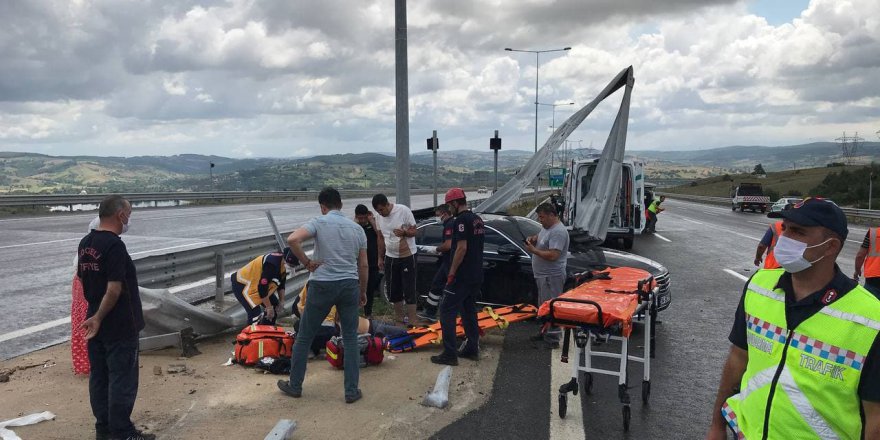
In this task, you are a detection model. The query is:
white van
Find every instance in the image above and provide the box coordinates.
[562,155,646,249]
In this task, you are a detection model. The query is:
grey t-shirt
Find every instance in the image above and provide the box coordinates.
[531,222,569,277]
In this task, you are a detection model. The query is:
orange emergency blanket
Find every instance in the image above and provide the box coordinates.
[538,267,654,337]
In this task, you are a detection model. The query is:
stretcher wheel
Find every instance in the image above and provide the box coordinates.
[558,393,567,419]
[622,405,631,431]
[582,372,593,395]
[642,380,651,404]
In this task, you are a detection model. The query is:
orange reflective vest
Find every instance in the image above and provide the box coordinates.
[865,227,880,278]
[763,221,783,269]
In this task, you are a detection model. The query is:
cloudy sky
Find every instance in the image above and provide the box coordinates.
[1,0,878,158]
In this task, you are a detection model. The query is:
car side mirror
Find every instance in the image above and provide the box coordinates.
[497,243,522,258]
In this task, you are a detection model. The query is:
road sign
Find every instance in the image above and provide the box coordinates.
[549,168,565,188]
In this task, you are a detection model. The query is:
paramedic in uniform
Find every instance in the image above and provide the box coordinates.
[231,248,298,325]
[706,198,880,440]
[431,188,484,366]
[854,226,880,299]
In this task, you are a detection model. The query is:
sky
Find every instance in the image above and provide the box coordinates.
[1,0,879,158]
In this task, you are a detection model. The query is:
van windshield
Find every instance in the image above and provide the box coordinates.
[579,165,597,201]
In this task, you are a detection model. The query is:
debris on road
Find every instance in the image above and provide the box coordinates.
[422,366,452,409]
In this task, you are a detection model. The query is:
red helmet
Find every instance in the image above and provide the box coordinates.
[445,187,466,203]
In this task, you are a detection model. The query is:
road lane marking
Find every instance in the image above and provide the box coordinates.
[748,221,770,226]
[223,217,265,224]
[846,240,862,245]
[129,242,209,256]
[654,233,672,242]
[0,317,70,343]
[723,269,750,282]
[679,217,704,225]
[0,237,81,250]
[549,341,584,439]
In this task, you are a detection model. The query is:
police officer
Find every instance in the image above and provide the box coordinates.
[707,198,880,440]
[646,195,665,233]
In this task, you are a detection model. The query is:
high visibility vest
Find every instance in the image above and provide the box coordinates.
[865,228,880,278]
[235,253,286,307]
[723,269,880,440]
[648,200,661,214]
[763,222,783,270]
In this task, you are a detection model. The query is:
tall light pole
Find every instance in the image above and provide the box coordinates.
[426,131,439,207]
[490,130,502,193]
[538,101,574,167]
[394,0,411,206]
[505,46,571,204]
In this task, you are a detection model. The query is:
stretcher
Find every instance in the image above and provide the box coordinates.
[384,304,537,353]
[537,267,658,431]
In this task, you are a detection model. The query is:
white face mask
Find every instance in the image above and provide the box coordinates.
[774,235,831,273]
[120,212,131,234]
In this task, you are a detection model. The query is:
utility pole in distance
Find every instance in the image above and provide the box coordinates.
[394,0,411,206]
[427,131,439,207]
[490,131,502,193]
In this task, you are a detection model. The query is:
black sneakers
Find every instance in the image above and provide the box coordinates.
[430,354,459,366]
[345,389,363,404]
[277,380,302,398]
[457,349,480,361]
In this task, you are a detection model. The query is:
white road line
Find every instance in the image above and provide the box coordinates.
[549,341,584,439]
[846,239,862,245]
[654,233,672,242]
[723,269,750,282]
[714,226,761,242]
[747,221,769,226]
[679,217,704,225]
[0,317,70,343]
[0,237,81,250]
[223,217,265,224]
[129,242,209,256]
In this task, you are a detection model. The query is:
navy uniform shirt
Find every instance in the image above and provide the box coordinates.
[728,266,880,401]
[440,216,455,267]
[451,210,484,284]
[77,230,145,341]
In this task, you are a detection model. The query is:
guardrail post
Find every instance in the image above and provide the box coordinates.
[213,252,225,312]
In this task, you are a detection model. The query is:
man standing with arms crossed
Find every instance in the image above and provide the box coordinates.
[525,202,569,349]
[372,193,418,325]
[279,188,368,404]
[78,195,153,440]
[431,188,484,366]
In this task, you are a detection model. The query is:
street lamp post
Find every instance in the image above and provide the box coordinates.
[490,130,502,193]
[505,46,571,205]
[426,131,439,207]
[538,101,574,167]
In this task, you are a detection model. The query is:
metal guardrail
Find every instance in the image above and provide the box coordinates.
[0,188,443,208]
[661,192,880,220]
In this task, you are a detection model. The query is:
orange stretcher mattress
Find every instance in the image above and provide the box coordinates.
[537,267,654,337]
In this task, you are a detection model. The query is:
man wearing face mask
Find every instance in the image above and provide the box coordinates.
[78,196,153,440]
[707,198,880,440]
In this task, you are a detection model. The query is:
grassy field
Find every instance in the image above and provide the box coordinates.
[662,165,870,199]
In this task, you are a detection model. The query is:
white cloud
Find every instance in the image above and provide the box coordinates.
[0,0,878,158]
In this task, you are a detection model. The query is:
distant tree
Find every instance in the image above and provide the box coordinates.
[753,164,766,175]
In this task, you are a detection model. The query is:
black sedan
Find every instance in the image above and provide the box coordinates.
[415,214,671,311]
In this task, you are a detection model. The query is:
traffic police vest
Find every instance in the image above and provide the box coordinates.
[723,269,880,439]
[648,200,661,214]
[865,228,880,278]
[763,222,783,270]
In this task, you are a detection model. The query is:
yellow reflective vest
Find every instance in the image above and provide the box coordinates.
[723,269,880,439]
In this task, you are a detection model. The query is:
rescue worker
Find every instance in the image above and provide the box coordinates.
[232,248,298,325]
[706,197,880,440]
[854,226,880,299]
[753,220,783,269]
[646,195,665,233]
[418,204,455,322]
[431,188,484,366]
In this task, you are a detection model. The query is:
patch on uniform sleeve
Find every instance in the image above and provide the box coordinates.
[260,278,269,285]
[458,224,465,232]
[821,289,837,305]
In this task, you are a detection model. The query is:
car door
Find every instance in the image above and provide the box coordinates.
[479,226,535,305]
[415,222,444,298]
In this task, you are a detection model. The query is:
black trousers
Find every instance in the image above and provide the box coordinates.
[362,268,382,317]
[88,336,139,438]
[439,281,481,356]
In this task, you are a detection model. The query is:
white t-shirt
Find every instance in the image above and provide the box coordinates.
[376,204,417,258]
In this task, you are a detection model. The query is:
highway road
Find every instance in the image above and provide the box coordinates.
[2,196,873,439]
[436,198,871,439]
[0,191,480,360]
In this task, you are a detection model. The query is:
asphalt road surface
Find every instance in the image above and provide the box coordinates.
[0,191,479,360]
[436,198,870,439]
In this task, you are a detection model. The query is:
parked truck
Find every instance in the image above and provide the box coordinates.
[731,182,770,213]
[562,156,646,249]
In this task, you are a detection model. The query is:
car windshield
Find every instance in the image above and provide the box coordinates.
[509,217,542,240]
